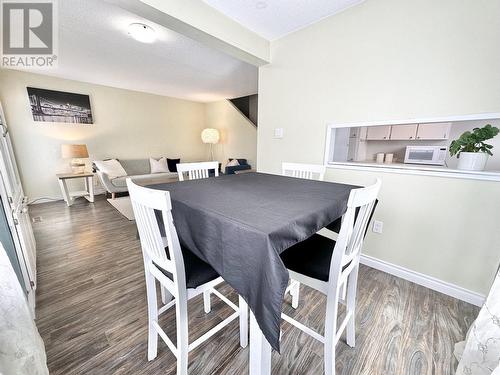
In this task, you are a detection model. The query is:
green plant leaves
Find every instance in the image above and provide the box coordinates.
[449,124,499,157]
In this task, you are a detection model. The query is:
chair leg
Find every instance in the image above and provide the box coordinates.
[239,295,248,348]
[176,292,189,375]
[324,343,336,375]
[144,271,158,361]
[324,286,340,375]
[291,280,300,309]
[203,290,211,313]
[346,266,360,348]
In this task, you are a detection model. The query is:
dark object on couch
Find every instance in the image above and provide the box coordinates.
[225,159,252,175]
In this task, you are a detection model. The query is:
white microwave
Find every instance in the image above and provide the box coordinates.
[404,145,447,166]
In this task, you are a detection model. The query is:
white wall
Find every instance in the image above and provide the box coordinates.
[258,0,500,294]
[0,69,207,199]
[204,100,257,169]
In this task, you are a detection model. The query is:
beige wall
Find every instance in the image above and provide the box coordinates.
[258,0,500,294]
[0,69,207,199]
[204,100,257,170]
[0,70,259,200]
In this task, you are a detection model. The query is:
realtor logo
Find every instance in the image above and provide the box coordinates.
[1,0,58,68]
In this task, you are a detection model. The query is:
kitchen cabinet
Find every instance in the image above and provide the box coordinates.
[390,124,418,140]
[416,122,452,140]
[366,125,391,140]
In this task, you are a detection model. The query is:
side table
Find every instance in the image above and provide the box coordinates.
[56,172,94,207]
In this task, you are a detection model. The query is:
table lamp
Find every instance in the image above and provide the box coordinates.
[61,144,89,174]
[201,128,219,161]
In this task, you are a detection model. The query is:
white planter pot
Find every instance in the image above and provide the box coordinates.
[457,152,489,171]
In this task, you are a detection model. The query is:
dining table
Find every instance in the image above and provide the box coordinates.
[150,172,357,374]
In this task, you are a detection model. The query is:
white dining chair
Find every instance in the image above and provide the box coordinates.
[126,179,248,375]
[177,161,219,181]
[282,162,327,309]
[176,161,219,313]
[280,178,381,375]
[282,162,326,181]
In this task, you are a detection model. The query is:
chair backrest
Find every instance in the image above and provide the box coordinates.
[177,161,219,181]
[282,162,326,181]
[329,178,381,287]
[126,178,187,290]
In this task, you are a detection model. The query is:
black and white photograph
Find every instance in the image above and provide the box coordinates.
[27,87,93,124]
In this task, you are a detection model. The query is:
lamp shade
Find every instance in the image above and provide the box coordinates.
[61,144,89,159]
[201,128,220,144]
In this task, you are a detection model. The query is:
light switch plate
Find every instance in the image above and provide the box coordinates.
[372,220,383,234]
[274,128,284,139]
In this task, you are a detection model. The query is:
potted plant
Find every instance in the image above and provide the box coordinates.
[449,124,499,171]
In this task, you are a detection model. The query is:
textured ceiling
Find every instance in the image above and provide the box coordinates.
[39,0,258,102]
[202,0,365,40]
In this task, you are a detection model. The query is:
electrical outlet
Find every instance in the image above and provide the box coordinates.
[372,220,383,234]
[32,216,42,223]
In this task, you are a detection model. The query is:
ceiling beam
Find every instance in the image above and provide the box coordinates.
[105,0,270,66]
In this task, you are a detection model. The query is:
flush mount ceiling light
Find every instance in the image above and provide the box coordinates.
[127,23,156,43]
[255,1,267,9]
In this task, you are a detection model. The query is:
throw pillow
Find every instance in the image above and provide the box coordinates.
[226,159,240,167]
[150,157,169,174]
[167,158,180,172]
[94,159,127,178]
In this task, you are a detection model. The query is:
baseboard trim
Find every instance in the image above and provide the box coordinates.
[360,254,485,307]
[29,190,106,205]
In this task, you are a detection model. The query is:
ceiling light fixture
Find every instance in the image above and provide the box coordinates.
[255,1,267,9]
[128,23,156,43]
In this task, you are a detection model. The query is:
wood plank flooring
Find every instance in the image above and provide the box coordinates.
[30,196,478,374]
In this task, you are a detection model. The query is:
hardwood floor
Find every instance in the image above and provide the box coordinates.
[31,196,478,374]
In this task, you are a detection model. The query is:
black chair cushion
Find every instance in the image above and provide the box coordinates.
[158,245,219,289]
[280,234,338,282]
[283,201,378,282]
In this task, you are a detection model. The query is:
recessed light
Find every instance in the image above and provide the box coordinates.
[128,23,156,43]
[255,1,267,9]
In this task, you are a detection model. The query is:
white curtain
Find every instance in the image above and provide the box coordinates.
[0,245,49,375]
[456,268,500,374]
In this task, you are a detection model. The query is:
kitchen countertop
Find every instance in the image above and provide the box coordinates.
[327,160,500,181]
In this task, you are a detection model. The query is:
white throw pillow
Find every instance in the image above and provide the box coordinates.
[94,159,127,179]
[149,157,169,174]
[226,159,240,167]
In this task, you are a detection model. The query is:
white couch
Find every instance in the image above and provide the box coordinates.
[93,159,178,198]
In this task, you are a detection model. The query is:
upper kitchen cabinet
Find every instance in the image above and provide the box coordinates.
[366,125,391,140]
[416,122,452,140]
[390,124,418,140]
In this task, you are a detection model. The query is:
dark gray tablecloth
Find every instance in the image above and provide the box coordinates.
[150,172,357,351]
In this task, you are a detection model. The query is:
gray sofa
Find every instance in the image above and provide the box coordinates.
[93,159,178,198]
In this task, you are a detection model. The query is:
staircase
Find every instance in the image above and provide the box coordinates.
[229,94,258,127]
